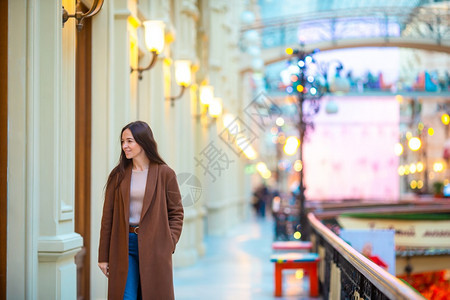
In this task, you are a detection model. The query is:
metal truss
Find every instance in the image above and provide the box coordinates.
[240,4,450,54]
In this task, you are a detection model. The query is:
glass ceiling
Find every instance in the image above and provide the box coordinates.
[242,0,450,50]
[258,0,437,19]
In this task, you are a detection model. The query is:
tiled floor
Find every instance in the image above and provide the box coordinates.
[174,217,322,300]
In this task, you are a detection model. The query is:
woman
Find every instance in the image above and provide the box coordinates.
[98,121,184,300]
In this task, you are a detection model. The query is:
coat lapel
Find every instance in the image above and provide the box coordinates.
[140,163,159,223]
[121,165,132,225]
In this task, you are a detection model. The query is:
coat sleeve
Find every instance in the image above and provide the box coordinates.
[166,169,184,251]
[98,179,115,262]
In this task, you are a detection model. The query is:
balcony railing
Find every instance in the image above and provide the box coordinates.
[308,212,424,299]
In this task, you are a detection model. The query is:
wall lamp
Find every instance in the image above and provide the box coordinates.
[208,97,223,118]
[131,20,166,80]
[167,60,192,106]
[195,85,223,126]
[62,0,104,31]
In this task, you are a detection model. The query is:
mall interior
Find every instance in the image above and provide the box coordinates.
[1,0,450,299]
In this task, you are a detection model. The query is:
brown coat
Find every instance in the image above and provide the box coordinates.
[98,163,184,300]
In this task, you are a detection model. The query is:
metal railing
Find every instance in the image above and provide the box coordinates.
[308,212,424,300]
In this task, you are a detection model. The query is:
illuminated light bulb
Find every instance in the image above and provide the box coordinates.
[286,86,293,93]
[442,113,450,125]
[143,20,165,54]
[294,160,303,172]
[242,146,257,160]
[410,180,417,189]
[404,165,410,175]
[310,87,317,95]
[276,117,285,127]
[298,61,305,68]
[295,270,304,279]
[262,170,271,179]
[417,180,424,189]
[398,166,405,176]
[417,162,424,172]
[200,85,214,105]
[408,137,421,151]
[284,136,300,156]
[307,75,314,83]
[293,231,301,239]
[394,143,403,156]
[433,162,444,172]
[174,60,192,86]
[406,132,412,140]
[410,163,416,174]
[297,85,304,92]
[305,56,313,64]
[208,97,222,118]
[285,48,293,55]
[418,123,424,131]
[428,128,434,136]
[256,161,267,173]
[291,75,298,82]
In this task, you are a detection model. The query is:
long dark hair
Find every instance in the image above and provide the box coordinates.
[106,121,166,189]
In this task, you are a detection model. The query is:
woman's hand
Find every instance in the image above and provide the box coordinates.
[98,262,109,277]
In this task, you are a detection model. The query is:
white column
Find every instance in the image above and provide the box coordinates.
[7,0,85,299]
[109,0,131,159]
[90,0,135,298]
[7,0,37,298]
[170,0,201,267]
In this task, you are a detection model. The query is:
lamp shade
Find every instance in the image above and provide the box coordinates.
[208,97,222,118]
[200,85,214,105]
[143,20,165,54]
[175,60,191,87]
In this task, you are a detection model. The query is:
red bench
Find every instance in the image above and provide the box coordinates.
[272,241,312,251]
[270,252,320,297]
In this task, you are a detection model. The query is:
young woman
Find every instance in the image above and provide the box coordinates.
[98,121,184,300]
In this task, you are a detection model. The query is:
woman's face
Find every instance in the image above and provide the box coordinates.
[121,129,144,160]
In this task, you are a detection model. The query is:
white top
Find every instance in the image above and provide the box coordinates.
[129,169,148,225]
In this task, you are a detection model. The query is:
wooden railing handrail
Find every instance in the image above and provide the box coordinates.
[308,212,425,300]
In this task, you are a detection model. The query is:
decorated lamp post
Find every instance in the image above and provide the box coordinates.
[285,47,348,241]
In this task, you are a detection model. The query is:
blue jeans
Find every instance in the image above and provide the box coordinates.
[124,232,141,300]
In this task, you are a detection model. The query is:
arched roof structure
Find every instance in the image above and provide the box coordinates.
[240,1,450,73]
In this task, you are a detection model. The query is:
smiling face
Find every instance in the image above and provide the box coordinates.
[121,129,145,160]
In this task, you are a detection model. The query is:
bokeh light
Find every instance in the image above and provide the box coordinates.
[417,180,424,189]
[408,137,421,151]
[417,162,424,172]
[276,117,285,127]
[284,136,300,156]
[294,160,303,172]
[433,162,444,172]
[442,113,450,125]
[398,166,405,176]
[394,143,403,156]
